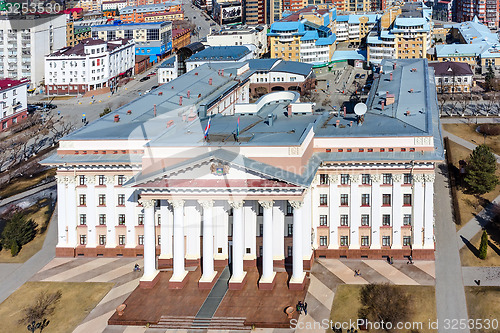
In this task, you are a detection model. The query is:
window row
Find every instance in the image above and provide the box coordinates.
[320,214,412,227]
[319,193,412,206]
[79,234,161,246]
[79,213,162,226]
[319,173,413,185]
[79,194,127,206]
[319,235,412,247]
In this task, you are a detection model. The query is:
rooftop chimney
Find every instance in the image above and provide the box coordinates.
[127,110,132,115]
[268,114,274,126]
[209,78,212,85]
[114,115,120,122]
[393,63,396,70]
[187,90,190,98]
[381,101,385,110]
[179,96,183,105]
[154,104,157,116]
[390,73,393,81]
[287,105,292,117]
[167,120,174,128]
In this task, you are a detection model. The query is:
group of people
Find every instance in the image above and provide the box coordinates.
[296,301,308,315]
[133,264,141,272]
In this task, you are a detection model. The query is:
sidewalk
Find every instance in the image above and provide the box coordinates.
[442,130,500,163]
[0,180,56,208]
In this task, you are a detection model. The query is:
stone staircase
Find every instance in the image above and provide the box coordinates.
[150,315,251,330]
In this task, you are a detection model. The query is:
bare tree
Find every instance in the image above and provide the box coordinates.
[438,94,449,115]
[457,94,471,117]
[18,290,62,327]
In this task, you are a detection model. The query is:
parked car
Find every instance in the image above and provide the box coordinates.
[354,74,360,79]
[151,85,159,90]
[147,72,157,76]
[140,76,150,82]
[205,18,209,21]
[360,74,366,79]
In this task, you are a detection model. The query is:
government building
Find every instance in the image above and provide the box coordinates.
[43,58,443,290]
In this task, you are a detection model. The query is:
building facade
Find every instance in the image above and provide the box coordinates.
[429,61,474,93]
[0,15,66,86]
[157,55,178,83]
[45,38,135,95]
[92,21,172,63]
[205,25,268,57]
[119,3,182,23]
[43,58,442,290]
[0,78,29,130]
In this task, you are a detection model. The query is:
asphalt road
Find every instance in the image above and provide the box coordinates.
[181,0,220,42]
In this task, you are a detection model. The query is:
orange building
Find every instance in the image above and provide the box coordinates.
[172,28,191,52]
[120,3,183,23]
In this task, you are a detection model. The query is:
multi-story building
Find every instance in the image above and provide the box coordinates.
[0,15,66,86]
[281,0,307,12]
[205,25,268,57]
[367,30,396,64]
[212,0,243,26]
[157,55,178,83]
[456,0,498,28]
[143,10,184,22]
[0,78,29,130]
[119,3,182,23]
[345,0,370,12]
[172,28,191,53]
[185,46,255,72]
[42,58,441,292]
[92,21,172,63]
[335,14,379,45]
[245,0,267,24]
[102,0,128,11]
[429,61,474,93]
[432,0,453,22]
[45,38,135,95]
[268,6,337,66]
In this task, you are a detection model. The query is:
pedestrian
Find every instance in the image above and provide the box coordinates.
[407,256,413,264]
[296,301,302,314]
[390,256,394,265]
[303,302,308,315]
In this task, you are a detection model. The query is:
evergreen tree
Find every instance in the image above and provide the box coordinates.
[485,65,495,91]
[464,145,499,194]
[479,230,488,260]
[10,242,19,256]
[1,212,37,255]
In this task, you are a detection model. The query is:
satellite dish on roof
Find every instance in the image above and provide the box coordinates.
[354,103,367,116]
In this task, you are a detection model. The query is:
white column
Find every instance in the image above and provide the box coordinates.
[259,200,275,283]
[243,202,256,262]
[328,175,340,249]
[392,174,403,249]
[303,189,313,260]
[349,174,361,249]
[125,189,136,248]
[412,175,425,249]
[370,174,382,249]
[56,176,67,247]
[86,176,97,247]
[185,203,201,260]
[272,201,285,262]
[140,199,158,282]
[290,200,305,283]
[67,177,78,247]
[230,200,246,283]
[105,176,116,248]
[170,200,188,281]
[310,185,319,249]
[214,204,228,262]
[199,200,216,282]
[159,200,173,258]
[423,174,435,249]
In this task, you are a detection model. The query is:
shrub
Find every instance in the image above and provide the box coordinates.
[478,124,500,136]
[479,230,488,260]
[1,212,37,255]
[99,107,112,117]
[465,145,499,194]
[10,242,19,256]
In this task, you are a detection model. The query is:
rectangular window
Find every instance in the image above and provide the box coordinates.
[382,236,391,247]
[382,214,391,226]
[117,194,125,206]
[403,194,412,206]
[258,204,263,216]
[319,236,328,246]
[320,194,328,206]
[98,194,106,206]
[79,194,86,206]
[403,173,412,184]
[80,235,87,245]
[340,174,350,185]
[361,214,370,226]
[118,214,125,225]
[99,235,106,245]
[157,214,161,225]
[98,175,105,185]
[340,214,349,226]
[319,215,328,226]
[361,174,370,185]
[340,236,349,246]
[382,173,392,184]
[361,236,369,246]
[319,174,329,185]
[403,236,411,246]
[403,214,412,225]
[382,194,391,206]
[118,235,126,245]
[79,214,87,225]
[259,224,263,236]
[287,246,292,257]
[99,214,106,225]
[340,194,349,206]
[138,235,144,245]
[286,202,293,215]
[158,235,161,245]
[287,224,293,236]
[138,214,144,225]
[79,175,86,185]
[361,194,370,206]
[117,175,126,185]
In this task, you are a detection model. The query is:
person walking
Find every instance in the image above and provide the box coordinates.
[303,302,308,315]
[297,301,303,314]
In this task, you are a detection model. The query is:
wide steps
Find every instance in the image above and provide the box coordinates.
[151,315,251,330]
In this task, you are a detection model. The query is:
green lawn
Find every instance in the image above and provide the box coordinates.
[0,282,113,333]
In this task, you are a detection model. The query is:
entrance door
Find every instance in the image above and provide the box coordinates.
[228,240,233,273]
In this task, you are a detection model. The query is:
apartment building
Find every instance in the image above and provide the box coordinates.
[0,78,29,130]
[205,25,268,56]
